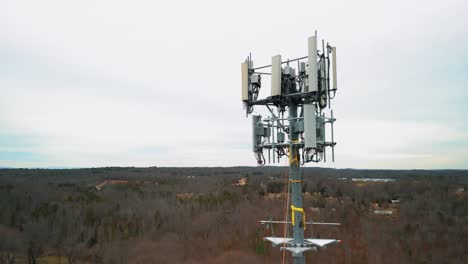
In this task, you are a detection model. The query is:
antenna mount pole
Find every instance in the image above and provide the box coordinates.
[289,100,306,264]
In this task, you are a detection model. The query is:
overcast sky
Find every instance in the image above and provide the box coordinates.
[2,0,467,169]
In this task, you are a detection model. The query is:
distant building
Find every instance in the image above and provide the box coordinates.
[390,199,401,207]
[95,179,128,190]
[336,178,396,183]
[352,178,396,182]
[374,210,393,215]
[176,192,199,201]
[232,177,247,186]
[310,207,320,213]
[265,193,285,199]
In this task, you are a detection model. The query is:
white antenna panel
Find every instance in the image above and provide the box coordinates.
[307,36,318,92]
[304,104,317,148]
[241,62,249,101]
[332,47,337,90]
[271,55,282,96]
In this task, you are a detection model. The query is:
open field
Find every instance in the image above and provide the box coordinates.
[0,167,467,264]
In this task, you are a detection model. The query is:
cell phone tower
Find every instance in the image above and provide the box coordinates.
[241,32,341,264]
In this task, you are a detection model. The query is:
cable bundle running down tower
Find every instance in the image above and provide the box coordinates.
[241,32,341,264]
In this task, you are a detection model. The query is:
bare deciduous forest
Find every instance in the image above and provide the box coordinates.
[0,167,467,264]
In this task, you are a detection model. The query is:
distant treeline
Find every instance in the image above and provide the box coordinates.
[0,167,467,263]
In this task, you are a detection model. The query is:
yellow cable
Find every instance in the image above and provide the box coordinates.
[289,179,302,183]
[288,145,299,166]
[290,205,306,230]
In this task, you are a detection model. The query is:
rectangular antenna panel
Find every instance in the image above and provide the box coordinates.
[317,115,325,144]
[252,115,261,151]
[241,62,249,101]
[332,47,337,89]
[304,104,317,148]
[271,55,282,96]
[307,36,318,92]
